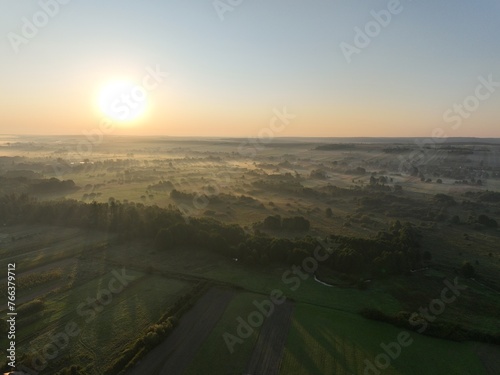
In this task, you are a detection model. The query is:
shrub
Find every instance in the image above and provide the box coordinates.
[477,214,498,228]
[460,261,475,278]
[325,207,333,218]
[18,299,45,315]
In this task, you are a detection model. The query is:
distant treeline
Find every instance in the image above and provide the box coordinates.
[28,178,77,194]
[464,190,500,203]
[0,194,424,276]
[254,215,311,232]
[0,176,77,195]
[361,308,500,345]
[315,144,356,151]
[383,147,411,154]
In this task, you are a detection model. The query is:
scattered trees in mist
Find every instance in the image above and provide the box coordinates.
[1,194,425,278]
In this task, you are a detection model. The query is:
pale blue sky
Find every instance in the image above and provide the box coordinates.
[0,0,499,136]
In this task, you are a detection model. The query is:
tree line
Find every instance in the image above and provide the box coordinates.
[0,194,424,277]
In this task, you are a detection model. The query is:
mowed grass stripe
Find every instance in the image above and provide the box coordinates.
[183,292,263,375]
[17,269,147,344]
[79,275,194,373]
[18,272,191,362]
[1,227,111,269]
[280,304,488,375]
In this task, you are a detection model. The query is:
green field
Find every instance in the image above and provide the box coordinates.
[1,136,499,374]
[280,304,487,375]
[14,268,194,373]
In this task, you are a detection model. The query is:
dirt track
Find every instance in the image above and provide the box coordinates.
[476,344,500,375]
[245,301,294,375]
[127,287,234,375]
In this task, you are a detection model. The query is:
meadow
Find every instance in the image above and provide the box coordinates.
[0,136,499,374]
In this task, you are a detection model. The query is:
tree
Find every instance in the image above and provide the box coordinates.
[207,233,229,255]
[70,365,85,375]
[310,169,327,179]
[289,248,309,265]
[478,214,498,228]
[325,207,333,218]
[434,194,457,206]
[269,238,292,263]
[282,216,310,231]
[460,261,475,278]
[390,220,402,233]
[263,215,281,230]
[155,228,173,249]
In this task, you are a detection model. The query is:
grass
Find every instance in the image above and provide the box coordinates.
[382,271,500,335]
[0,225,112,271]
[280,303,488,375]
[183,292,262,375]
[75,274,192,373]
[102,241,403,315]
[2,139,500,374]
[16,271,194,373]
[203,263,402,315]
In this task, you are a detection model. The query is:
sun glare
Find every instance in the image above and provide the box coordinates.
[98,80,148,123]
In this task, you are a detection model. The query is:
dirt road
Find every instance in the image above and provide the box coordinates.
[127,287,234,375]
[245,301,294,375]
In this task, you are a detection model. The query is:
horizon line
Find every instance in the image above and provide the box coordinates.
[1,134,500,140]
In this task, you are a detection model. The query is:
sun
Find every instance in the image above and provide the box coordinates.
[98,80,148,123]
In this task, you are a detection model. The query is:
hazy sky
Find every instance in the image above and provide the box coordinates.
[1,0,499,137]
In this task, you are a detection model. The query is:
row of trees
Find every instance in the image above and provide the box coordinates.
[1,194,424,277]
[256,215,311,232]
[156,218,422,276]
[0,193,185,239]
[361,307,500,344]
[0,176,77,195]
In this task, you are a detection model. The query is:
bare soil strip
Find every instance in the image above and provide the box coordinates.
[476,344,500,375]
[127,287,234,375]
[245,301,294,375]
